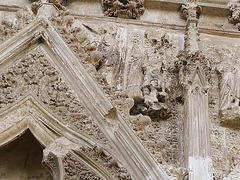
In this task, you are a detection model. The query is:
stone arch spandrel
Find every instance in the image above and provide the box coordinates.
[0,46,110,148]
[0,15,169,179]
[0,97,123,180]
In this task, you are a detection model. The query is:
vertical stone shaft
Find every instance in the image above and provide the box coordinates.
[182,2,213,179]
[185,19,199,53]
[184,72,212,180]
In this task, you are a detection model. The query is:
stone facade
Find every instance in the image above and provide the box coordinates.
[0,0,240,180]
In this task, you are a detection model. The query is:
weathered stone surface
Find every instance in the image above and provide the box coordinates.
[0,0,240,180]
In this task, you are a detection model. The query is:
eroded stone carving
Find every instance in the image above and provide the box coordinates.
[49,0,69,9]
[63,152,101,179]
[129,32,175,121]
[50,10,101,66]
[80,145,132,179]
[216,61,240,127]
[128,114,169,165]
[0,48,109,145]
[116,30,182,175]
[180,2,202,20]
[48,13,183,177]
[210,125,240,179]
[228,0,240,30]
[140,61,171,120]
[3,0,240,179]
[42,152,60,179]
[0,8,34,44]
[223,157,240,179]
[102,0,145,19]
[31,0,68,14]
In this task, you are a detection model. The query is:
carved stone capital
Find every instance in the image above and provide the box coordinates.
[42,137,81,179]
[177,51,211,94]
[42,151,61,180]
[180,3,202,21]
[228,0,240,30]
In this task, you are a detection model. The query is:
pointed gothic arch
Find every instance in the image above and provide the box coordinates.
[0,12,169,179]
[0,95,121,179]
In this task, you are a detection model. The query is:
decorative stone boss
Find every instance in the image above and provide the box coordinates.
[102,0,145,19]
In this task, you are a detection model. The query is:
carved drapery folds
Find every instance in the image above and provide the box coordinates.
[129,33,174,121]
[228,0,240,31]
[216,61,240,127]
[102,0,145,19]
[120,30,183,178]
[3,0,240,179]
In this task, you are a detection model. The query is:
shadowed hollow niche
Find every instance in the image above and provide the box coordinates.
[0,130,53,179]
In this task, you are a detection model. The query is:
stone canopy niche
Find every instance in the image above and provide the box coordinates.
[0,130,53,179]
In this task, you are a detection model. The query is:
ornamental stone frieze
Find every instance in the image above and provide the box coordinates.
[0,3,169,179]
[102,0,145,19]
[0,0,240,179]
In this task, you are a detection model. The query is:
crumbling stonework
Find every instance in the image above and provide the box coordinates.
[0,0,240,180]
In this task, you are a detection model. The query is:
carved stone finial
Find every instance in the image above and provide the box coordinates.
[31,0,67,15]
[102,0,145,19]
[37,3,58,18]
[180,2,202,20]
[228,0,240,30]
[179,2,202,53]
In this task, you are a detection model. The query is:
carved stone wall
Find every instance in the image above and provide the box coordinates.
[0,0,240,180]
[200,35,240,179]
[0,47,109,146]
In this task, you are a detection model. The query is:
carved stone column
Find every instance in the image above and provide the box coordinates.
[179,1,213,179]
[42,137,80,180]
[183,63,212,180]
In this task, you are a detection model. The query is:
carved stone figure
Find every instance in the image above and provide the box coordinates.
[131,60,171,120]
[1,0,240,179]
[216,61,240,126]
[0,7,34,43]
[217,64,237,111]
